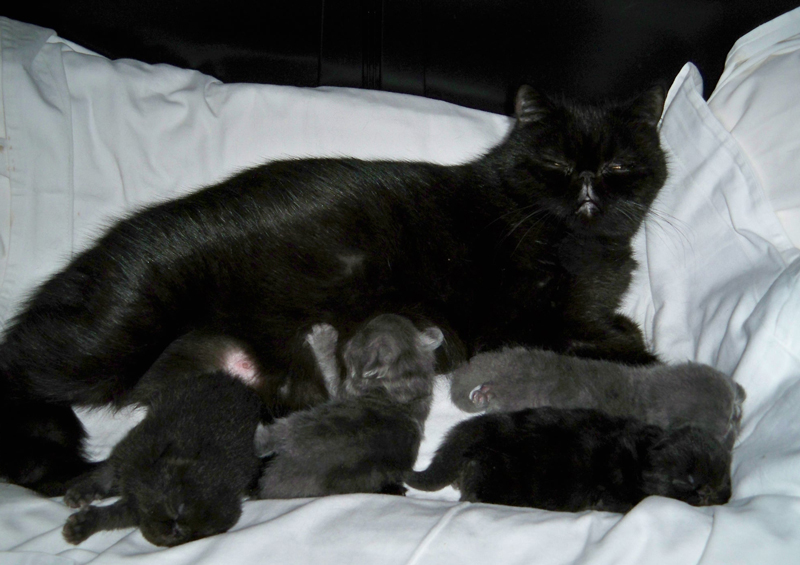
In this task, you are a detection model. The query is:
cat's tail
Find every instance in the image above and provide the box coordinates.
[405,415,489,492]
[0,353,95,496]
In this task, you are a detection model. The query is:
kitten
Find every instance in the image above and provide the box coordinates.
[254,314,443,498]
[0,85,668,493]
[449,347,746,447]
[407,408,732,512]
[62,370,262,547]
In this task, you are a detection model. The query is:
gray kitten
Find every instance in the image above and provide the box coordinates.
[254,314,443,498]
[450,347,745,447]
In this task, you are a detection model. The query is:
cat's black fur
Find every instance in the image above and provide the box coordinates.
[450,347,746,448]
[254,314,443,498]
[61,369,262,547]
[407,408,733,512]
[0,85,667,494]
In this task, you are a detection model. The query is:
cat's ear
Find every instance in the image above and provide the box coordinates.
[514,85,550,123]
[417,327,444,351]
[626,86,666,127]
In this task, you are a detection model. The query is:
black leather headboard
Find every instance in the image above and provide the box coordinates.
[5,1,798,114]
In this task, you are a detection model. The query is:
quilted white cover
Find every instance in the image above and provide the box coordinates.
[1,9,799,565]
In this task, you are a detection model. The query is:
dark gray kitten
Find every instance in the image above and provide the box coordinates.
[407,407,733,512]
[62,337,263,547]
[254,314,443,498]
[450,347,745,447]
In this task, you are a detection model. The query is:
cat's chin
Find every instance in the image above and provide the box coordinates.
[576,200,600,219]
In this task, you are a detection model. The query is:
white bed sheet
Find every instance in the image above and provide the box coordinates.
[1,11,800,565]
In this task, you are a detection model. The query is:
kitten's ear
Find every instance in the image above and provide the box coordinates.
[627,86,666,127]
[515,85,550,123]
[417,327,444,351]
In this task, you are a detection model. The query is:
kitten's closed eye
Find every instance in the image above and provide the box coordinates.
[670,476,696,490]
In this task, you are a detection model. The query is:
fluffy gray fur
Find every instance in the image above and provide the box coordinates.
[254,314,443,498]
[450,347,745,447]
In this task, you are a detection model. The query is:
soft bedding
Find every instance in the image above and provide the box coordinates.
[2,8,800,565]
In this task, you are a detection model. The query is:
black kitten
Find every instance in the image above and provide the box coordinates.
[254,314,443,498]
[0,85,667,493]
[62,370,262,547]
[450,347,746,448]
[407,408,732,512]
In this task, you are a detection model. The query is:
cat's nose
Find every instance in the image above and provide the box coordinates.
[576,172,599,217]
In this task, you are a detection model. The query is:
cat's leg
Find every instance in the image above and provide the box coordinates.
[563,314,658,365]
[64,461,119,508]
[63,499,138,545]
[558,256,658,365]
[304,324,341,396]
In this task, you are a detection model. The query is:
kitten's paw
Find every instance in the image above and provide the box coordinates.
[306,324,338,350]
[64,484,104,508]
[469,384,495,408]
[63,507,99,544]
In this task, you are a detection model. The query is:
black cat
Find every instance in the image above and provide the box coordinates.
[407,408,733,512]
[62,369,262,547]
[0,85,667,493]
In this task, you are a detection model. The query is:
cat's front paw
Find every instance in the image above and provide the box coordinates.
[469,384,495,409]
[63,507,100,544]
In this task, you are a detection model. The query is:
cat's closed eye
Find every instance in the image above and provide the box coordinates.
[671,476,696,490]
[542,159,574,174]
[603,162,629,174]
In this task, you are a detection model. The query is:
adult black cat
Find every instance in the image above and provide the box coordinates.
[0,85,667,494]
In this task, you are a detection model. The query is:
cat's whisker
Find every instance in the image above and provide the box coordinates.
[503,207,552,244]
[480,203,540,235]
[642,208,695,257]
[647,208,694,244]
[511,215,551,256]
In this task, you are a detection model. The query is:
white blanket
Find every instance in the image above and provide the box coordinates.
[1,9,800,565]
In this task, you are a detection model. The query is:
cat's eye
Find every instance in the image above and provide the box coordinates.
[604,162,628,174]
[543,159,573,173]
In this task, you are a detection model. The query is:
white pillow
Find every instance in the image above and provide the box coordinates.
[708,6,800,248]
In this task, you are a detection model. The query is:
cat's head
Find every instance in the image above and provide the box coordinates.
[128,456,242,547]
[639,425,732,507]
[342,314,442,401]
[497,85,667,237]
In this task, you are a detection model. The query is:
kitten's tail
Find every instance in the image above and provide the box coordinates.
[405,415,488,492]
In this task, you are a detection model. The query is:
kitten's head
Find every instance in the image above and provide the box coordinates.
[128,455,242,547]
[499,85,667,237]
[639,426,732,507]
[342,314,443,402]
